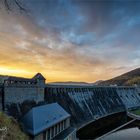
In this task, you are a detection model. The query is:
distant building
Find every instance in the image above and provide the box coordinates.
[21,103,76,140]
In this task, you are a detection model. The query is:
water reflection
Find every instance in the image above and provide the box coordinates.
[101,127,140,140]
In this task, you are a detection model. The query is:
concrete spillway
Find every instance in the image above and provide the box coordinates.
[45,85,140,128]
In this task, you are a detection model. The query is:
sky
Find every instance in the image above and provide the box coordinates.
[0,0,140,82]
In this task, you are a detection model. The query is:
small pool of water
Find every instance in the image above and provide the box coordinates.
[101,127,140,140]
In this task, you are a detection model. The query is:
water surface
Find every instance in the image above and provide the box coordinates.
[101,127,140,140]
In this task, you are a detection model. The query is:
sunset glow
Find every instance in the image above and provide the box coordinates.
[0,0,140,82]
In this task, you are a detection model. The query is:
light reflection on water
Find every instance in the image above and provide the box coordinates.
[101,127,140,140]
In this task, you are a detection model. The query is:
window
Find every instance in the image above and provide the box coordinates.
[61,121,63,131]
[43,131,46,140]
[51,127,54,138]
[57,123,59,134]
[59,122,61,133]
[62,121,65,130]
[55,125,57,135]
[64,120,66,129]
[47,129,50,140]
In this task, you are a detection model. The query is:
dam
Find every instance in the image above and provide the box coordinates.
[45,85,140,125]
[0,74,140,139]
[45,85,140,139]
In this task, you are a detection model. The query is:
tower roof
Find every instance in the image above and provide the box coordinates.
[32,73,46,80]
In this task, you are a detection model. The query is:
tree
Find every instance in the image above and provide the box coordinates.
[1,0,26,12]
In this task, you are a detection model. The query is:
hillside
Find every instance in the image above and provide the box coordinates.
[48,81,94,85]
[99,68,140,86]
[0,112,28,140]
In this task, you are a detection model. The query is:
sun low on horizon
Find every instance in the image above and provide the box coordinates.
[0,0,140,82]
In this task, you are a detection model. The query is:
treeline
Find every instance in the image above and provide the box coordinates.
[124,76,140,86]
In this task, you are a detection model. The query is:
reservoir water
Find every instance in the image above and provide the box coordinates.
[100,127,140,140]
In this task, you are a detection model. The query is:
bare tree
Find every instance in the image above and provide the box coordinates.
[1,0,26,12]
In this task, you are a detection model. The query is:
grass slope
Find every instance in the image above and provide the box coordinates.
[131,109,140,116]
[0,112,28,140]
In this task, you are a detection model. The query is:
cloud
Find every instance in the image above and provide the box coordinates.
[0,0,140,82]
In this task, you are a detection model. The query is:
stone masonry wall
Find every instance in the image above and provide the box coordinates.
[4,86,44,104]
[45,85,140,127]
[45,86,126,126]
[0,86,3,111]
[3,85,44,117]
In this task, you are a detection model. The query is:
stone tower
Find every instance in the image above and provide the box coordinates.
[0,73,46,111]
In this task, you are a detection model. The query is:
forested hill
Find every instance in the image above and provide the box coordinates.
[99,68,140,86]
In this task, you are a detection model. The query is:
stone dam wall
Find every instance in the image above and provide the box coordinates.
[0,85,3,111]
[45,85,140,127]
[1,82,140,128]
